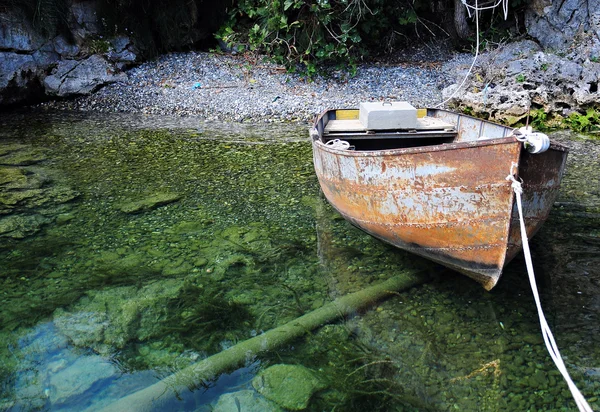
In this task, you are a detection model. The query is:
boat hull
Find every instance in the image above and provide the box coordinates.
[311,109,568,290]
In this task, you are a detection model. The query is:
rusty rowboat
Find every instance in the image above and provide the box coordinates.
[310,105,568,290]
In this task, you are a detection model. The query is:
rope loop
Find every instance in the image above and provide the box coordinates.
[510,179,523,195]
[506,167,523,195]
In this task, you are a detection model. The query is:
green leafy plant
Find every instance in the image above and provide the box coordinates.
[216,0,436,76]
[530,108,549,131]
[88,38,111,54]
[564,108,600,132]
[217,0,360,75]
[516,73,526,83]
[540,63,548,71]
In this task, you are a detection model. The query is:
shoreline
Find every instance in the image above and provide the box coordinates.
[37,49,471,123]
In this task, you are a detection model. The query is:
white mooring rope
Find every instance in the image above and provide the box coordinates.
[506,170,593,412]
[436,0,510,108]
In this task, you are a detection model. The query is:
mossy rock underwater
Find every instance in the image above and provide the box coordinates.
[116,192,182,214]
[252,364,327,410]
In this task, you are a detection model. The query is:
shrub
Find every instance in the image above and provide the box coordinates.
[217,0,434,75]
[565,108,600,133]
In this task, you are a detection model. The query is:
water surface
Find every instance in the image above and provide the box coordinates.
[0,111,598,411]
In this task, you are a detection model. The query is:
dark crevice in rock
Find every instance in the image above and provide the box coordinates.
[556,102,572,109]
[0,48,36,55]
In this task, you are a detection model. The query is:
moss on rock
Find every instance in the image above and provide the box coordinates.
[252,364,327,410]
[0,148,47,166]
[117,192,182,214]
[0,167,28,186]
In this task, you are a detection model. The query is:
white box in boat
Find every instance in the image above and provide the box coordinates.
[359,101,417,130]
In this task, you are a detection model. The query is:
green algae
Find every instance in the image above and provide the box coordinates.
[0,114,329,382]
[252,364,327,410]
[0,112,599,411]
[53,279,184,352]
[0,214,52,238]
[117,192,182,214]
[0,148,47,166]
[161,281,254,353]
[0,143,79,240]
[0,166,28,186]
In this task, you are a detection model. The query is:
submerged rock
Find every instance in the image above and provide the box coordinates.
[0,148,47,166]
[0,144,79,236]
[53,310,110,348]
[213,389,283,412]
[48,355,117,404]
[252,364,326,410]
[53,279,183,352]
[0,213,51,238]
[55,212,75,225]
[0,144,29,157]
[117,192,182,214]
[0,166,27,186]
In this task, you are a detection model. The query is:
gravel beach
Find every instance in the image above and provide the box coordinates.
[41,46,472,122]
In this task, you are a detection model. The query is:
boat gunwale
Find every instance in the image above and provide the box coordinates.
[311,108,569,156]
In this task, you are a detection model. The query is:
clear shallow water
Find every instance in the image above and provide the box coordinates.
[0,111,598,411]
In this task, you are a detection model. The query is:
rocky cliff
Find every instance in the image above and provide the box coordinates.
[443,0,600,123]
[0,1,137,107]
[0,0,229,108]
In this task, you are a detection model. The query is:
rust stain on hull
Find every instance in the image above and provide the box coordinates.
[311,108,568,290]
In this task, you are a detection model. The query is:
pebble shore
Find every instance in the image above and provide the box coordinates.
[41,47,472,122]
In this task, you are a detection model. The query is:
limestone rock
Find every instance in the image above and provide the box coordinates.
[44,55,127,97]
[0,214,51,238]
[117,192,182,214]
[53,280,183,351]
[110,35,131,53]
[525,0,600,53]
[252,364,326,410]
[49,355,117,404]
[213,390,283,412]
[0,9,46,51]
[442,40,600,122]
[0,52,49,105]
[53,35,80,58]
[107,49,137,66]
[70,0,103,42]
[0,10,59,105]
[0,3,130,105]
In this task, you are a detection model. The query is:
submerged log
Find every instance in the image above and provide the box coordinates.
[98,271,431,412]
